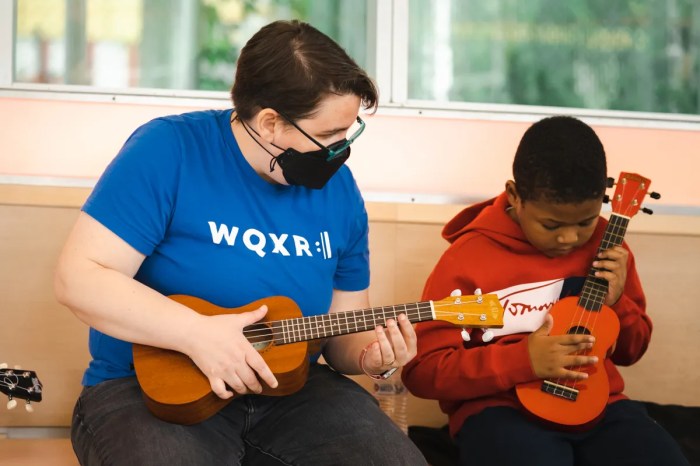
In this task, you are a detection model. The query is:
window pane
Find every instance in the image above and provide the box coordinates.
[14,0,368,91]
[408,0,700,115]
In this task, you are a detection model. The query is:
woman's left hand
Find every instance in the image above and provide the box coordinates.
[361,313,418,375]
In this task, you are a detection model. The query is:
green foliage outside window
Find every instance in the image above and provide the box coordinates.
[180,0,367,91]
[13,0,698,116]
[409,0,700,114]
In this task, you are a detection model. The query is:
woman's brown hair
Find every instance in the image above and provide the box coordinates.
[231,20,378,122]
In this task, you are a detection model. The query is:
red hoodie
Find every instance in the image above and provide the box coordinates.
[402,192,651,437]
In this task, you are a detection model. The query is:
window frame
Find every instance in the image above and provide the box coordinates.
[2,0,700,130]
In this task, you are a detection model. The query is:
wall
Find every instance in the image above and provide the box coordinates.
[1,96,700,210]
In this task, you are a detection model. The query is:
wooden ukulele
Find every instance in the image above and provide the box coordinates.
[515,172,657,429]
[0,363,43,412]
[134,291,504,425]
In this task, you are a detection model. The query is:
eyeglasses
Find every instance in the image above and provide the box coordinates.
[276,111,366,161]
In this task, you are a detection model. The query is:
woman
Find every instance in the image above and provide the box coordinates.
[56,19,426,465]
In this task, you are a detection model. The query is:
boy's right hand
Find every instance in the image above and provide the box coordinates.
[527,313,597,380]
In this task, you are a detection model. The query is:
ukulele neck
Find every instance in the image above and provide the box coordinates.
[271,302,434,345]
[578,213,630,312]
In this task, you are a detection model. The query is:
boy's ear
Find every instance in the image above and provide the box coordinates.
[505,180,520,208]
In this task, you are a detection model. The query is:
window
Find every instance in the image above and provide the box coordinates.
[14,0,368,91]
[407,0,700,115]
[7,0,700,119]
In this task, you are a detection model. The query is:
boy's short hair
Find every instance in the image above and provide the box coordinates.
[513,116,607,204]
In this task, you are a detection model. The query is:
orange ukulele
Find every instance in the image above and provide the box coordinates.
[134,291,504,425]
[515,172,657,429]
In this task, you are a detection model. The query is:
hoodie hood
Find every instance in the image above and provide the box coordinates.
[442,192,537,254]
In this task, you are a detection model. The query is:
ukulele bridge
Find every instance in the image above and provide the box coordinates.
[541,380,579,401]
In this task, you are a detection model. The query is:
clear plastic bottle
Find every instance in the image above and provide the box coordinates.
[373,374,409,434]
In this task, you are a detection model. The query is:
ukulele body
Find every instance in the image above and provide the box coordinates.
[515,296,620,428]
[133,295,310,425]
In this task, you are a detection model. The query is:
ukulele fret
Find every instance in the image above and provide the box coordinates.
[314,315,322,339]
[296,317,303,342]
[322,314,331,337]
[359,308,372,331]
[274,320,284,344]
[299,316,306,342]
[341,311,350,335]
[293,317,301,343]
[365,308,374,328]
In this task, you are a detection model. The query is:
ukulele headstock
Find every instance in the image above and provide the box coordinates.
[432,293,504,328]
[607,172,658,218]
[0,363,43,412]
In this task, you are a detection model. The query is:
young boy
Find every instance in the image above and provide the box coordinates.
[402,116,689,466]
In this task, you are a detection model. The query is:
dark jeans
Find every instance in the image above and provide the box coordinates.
[71,363,427,466]
[456,400,690,466]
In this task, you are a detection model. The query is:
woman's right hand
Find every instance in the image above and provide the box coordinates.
[185,305,279,399]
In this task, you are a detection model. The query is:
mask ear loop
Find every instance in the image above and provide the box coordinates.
[232,114,282,173]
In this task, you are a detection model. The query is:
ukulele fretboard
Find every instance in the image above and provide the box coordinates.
[578,213,630,312]
[270,302,435,344]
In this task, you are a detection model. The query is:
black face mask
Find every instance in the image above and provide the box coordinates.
[237,115,353,190]
[274,140,350,189]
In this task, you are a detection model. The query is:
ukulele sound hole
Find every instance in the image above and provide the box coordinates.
[245,323,273,351]
[567,326,591,336]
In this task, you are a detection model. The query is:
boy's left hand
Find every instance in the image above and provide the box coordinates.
[592,245,628,306]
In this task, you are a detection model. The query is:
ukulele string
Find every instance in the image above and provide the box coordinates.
[240,308,485,340]
[239,300,481,336]
[562,180,638,382]
[566,183,640,383]
[555,190,637,390]
[239,300,489,344]
[240,305,431,338]
[0,373,32,394]
[567,212,631,387]
[553,244,609,391]
[568,242,609,386]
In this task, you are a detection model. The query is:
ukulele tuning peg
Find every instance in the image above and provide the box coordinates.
[606,177,615,188]
[602,195,610,204]
[7,397,17,410]
[648,191,661,200]
[450,289,462,297]
[481,329,494,342]
[25,401,34,413]
[642,207,654,215]
[461,328,471,342]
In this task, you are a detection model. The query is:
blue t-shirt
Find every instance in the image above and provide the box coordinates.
[81,109,370,385]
